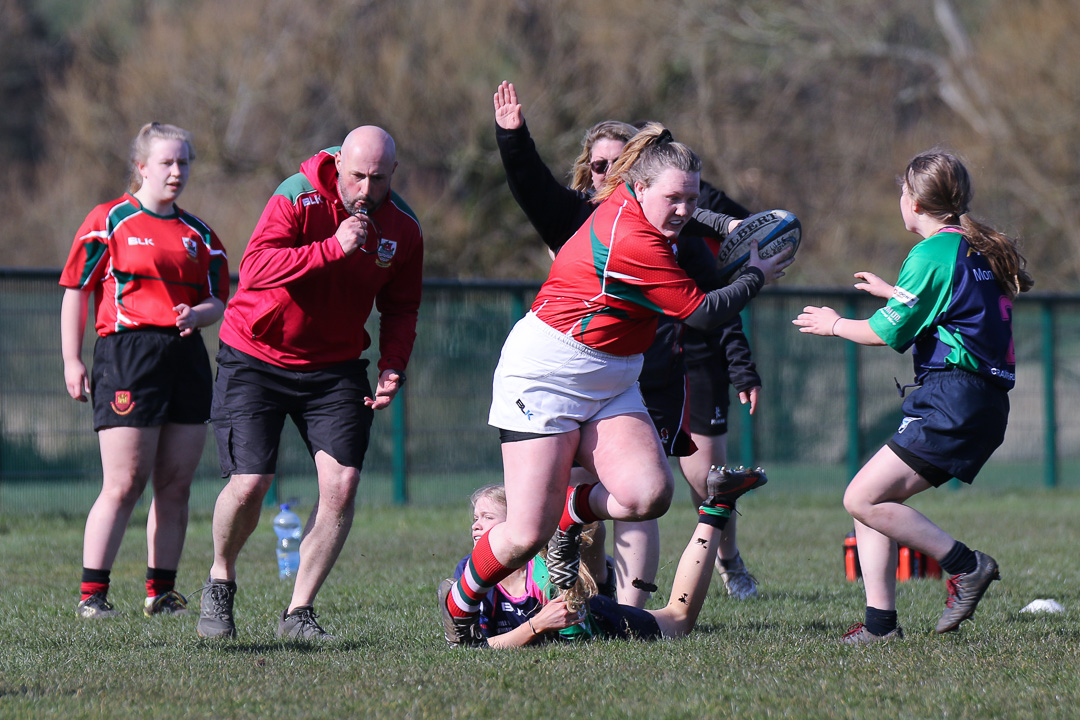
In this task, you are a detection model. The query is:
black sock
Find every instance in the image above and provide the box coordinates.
[81,567,111,585]
[864,606,898,636]
[697,503,732,530]
[719,553,741,572]
[939,541,977,575]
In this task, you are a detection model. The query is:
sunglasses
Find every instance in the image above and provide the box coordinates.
[589,158,611,175]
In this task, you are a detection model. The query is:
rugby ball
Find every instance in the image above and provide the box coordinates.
[715,209,801,283]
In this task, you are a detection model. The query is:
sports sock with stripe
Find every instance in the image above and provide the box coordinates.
[559,483,600,531]
[146,567,178,598]
[80,567,111,601]
[445,532,513,618]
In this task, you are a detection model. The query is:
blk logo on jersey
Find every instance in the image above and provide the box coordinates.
[182,237,198,261]
[111,391,135,415]
[376,239,397,267]
[128,236,154,246]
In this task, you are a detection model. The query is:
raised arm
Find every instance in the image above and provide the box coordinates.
[494,81,596,253]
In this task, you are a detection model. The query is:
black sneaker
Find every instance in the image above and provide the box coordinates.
[935,550,1000,633]
[196,578,237,639]
[704,465,768,506]
[545,524,583,590]
[437,578,487,648]
[278,606,333,640]
[596,557,618,601]
[76,592,119,619]
[840,622,904,645]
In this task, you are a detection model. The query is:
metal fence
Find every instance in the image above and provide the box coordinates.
[2,269,1077,515]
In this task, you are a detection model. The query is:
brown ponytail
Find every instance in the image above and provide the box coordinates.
[903,150,1033,299]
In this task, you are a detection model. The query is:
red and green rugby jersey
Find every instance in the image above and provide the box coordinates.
[532,182,705,355]
[868,228,1015,389]
[60,193,230,336]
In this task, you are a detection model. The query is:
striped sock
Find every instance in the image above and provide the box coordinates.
[698,503,732,530]
[146,567,177,598]
[80,567,111,601]
[559,483,600,531]
[445,533,512,619]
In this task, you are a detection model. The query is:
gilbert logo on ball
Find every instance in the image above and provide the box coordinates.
[716,209,801,283]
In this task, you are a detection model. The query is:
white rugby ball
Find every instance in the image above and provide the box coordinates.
[715,209,801,283]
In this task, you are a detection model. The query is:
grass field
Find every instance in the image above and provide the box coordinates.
[2,486,1079,719]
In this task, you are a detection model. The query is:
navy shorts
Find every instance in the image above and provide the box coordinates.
[887,369,1009,486]
[685,355,731,436]
[640,376,695,457]
[91,328,212,430]
[588,595,662,640]
[211,344,374,477]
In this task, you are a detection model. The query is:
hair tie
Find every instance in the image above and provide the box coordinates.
[656,128,673,145]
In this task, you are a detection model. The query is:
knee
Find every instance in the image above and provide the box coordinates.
[623,481,673,520]
[227,474,275,507]
[100,476,148,508]
[319,469,360,509]
[842,486,871,521]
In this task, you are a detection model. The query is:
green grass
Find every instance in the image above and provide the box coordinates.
[2,487,1079,719]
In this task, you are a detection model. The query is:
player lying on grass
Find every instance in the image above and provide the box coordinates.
[438,466,766,647]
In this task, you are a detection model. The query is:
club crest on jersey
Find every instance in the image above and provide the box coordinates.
[111,391,135,415]
[376,239,397,267]
[182,237,198,261]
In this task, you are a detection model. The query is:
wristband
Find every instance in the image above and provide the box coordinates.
[831,317,842,337]
[527,617,538,635]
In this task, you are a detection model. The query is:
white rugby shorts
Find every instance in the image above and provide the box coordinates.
[488,312,646,434]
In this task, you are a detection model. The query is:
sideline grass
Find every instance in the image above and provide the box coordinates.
[2,488,1079,719]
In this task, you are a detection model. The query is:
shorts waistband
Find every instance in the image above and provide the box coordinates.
[112,325,188,337]
[522,311,637,363]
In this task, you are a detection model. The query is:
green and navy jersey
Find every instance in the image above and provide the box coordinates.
[60,193,229,336]
[532,182,704,355]
[868,228,1015,389]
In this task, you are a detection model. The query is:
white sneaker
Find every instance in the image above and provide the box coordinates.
[719,554,759,600]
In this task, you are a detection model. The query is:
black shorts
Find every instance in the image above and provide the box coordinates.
[211,344,374,477]
[588,595,662,641]
[887,369,1009,486]
[91,328,212,430]
[685,355,731,437]
[640,377,694,457]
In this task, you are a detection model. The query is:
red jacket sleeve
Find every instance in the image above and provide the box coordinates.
[238,195,346,289]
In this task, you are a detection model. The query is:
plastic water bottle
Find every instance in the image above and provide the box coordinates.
[272,504,302,580]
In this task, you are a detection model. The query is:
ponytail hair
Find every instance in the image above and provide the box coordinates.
[569,120,638,194]
[593,122,701,203]
[128,121,194,193]
[903,149,1033,299]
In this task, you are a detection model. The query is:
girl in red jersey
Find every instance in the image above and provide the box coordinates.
[60,122,229,619]
[440,123,791,646]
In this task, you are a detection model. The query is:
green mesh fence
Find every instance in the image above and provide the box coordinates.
[1,270,1077,515]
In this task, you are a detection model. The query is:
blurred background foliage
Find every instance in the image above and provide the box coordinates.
[1,0,1077,287]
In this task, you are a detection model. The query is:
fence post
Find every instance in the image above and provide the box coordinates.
[1041,300,1058,488]
[392,385,408,505]
[845,297,861,480]
[739,305,755,463]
